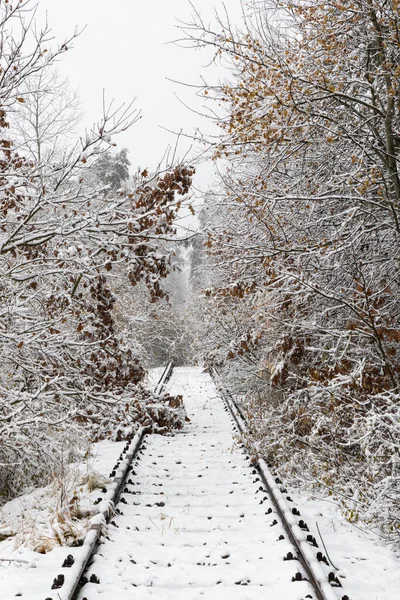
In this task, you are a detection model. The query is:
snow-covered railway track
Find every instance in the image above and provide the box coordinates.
[46,366,348,600]
[213,372,349,600]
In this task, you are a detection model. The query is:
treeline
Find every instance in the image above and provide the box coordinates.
[189,0,400,539]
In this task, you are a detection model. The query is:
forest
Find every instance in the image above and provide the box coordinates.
[0,0,399,545]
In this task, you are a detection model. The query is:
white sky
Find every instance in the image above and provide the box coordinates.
[36,0,244,191]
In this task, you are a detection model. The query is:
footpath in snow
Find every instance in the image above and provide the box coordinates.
[78,366,314,599]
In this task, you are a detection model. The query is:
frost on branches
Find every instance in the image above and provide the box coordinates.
[187,0,400,540]
[0,1,193,501]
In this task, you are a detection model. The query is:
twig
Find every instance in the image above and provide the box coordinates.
[316,521,339,571]
[0,558,29,564]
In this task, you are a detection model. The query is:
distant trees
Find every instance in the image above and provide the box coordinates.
[187,0,400,539]
[0,1,194,499]
[114,244,197,368]
[95,148,131,190]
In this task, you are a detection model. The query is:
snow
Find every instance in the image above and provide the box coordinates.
[0,366,399,599]
[146,366,165,390]
[289,489,400,600]
[0,441,125,599]
[76,366,314,599]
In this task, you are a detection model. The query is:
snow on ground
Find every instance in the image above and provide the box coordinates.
[0,366,399,599]
[289,488,400,600]
[78,366,315,599]
[0,441,125,599]
[146,366,165,391]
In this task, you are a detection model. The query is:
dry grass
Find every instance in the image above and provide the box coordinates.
[1,465,109,553]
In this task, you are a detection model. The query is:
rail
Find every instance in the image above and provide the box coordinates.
[210,367,349,600]
[44,363,174,600]
[45,364,349,600]
[154,361,174,395]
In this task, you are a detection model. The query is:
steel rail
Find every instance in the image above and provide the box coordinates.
[44,363,174,600]
[211,369,349,600]
[154,361,174,395]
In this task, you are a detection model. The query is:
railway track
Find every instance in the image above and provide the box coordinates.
[211,369,349,600]
[45,362,173,600]
[45,365,348,600]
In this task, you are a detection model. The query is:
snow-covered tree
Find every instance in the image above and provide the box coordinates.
[0,1,194,499]
[185,0,400,539]
[94,148,131,190]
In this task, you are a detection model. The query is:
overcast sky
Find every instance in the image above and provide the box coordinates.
[36,0,244,192]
